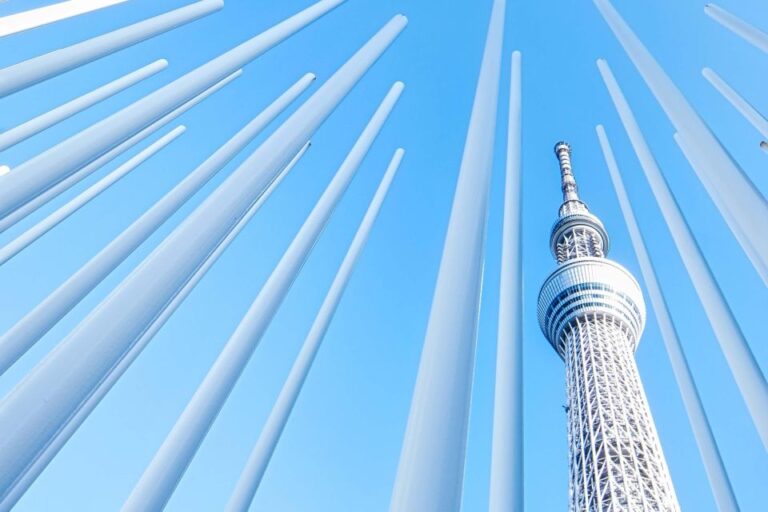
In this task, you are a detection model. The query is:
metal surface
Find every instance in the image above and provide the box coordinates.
[225,148,404,512]
[121,80,405,512]
[537,142,679,511]
[598,59,768,450]
[598,125,739,512]
[489,50,524,512]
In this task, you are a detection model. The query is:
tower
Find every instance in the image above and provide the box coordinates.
[537,142,680,511]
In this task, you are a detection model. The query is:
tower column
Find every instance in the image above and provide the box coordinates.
[538,143,679,511]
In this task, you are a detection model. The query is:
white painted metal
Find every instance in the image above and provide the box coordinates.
[389,1,505,510]
[0,0,346,223]
[537,142,679,511]
[0,60,168,151]
[489,50,523,512]
[122,80,405,512]
[225,148,404,512]
[0,0,129,38]
[703,67,768,139]
[598,125,739,512]
[0,143,310,512]
[0,70,241,233]
[0,0,221,96]
[0,71,307,376]
[0,15,405,505]
[0,126,185,266]
[598,60,768,450]
[705,4,768,55]
[594,0,768,286]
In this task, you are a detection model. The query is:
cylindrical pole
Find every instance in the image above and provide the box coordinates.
[0,0,130,38]
[122,81,405,512]
[0,0,221,96]
[597,125,740,512]
[705,4,768,55]
[702,67,768,139]
[594,0,768,287]
[0,60,168,151]
[0,0,346,223]
[0,143,311,512]
[489,50,523,512]
[0,70,241,233]
[390,2,506,511]
[597,59,768,450]
[0,126,185,266]
[0,16,406,506]
[225,148,404,512]
[0,72,310,377]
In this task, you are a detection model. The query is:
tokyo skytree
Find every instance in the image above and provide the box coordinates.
[537,142,680,511]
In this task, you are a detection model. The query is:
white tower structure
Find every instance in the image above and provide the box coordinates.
[537,142,680,511]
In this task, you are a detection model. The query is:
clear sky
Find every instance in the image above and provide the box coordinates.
[0,0,766,510]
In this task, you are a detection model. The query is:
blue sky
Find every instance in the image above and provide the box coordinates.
[0,0,766,510]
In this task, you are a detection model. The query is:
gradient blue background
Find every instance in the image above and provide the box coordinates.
[0,0,766,510]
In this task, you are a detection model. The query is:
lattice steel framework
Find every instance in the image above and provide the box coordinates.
[538,142,680,511]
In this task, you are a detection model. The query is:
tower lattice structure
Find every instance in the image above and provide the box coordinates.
[537,142,680,511]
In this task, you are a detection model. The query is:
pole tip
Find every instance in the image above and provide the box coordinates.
[156,59,170,68]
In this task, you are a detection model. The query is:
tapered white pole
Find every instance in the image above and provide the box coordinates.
[0,70,241,233]
[390,2,505,511]
[0,143,310,512]
[703,68,768,139]
[122,81,405,512]
[0,0,221,96]
[594,0,768,286]
[597,125,739,512]
[0,0,129,38]
[225,148,404,512]
[0,72,309,376]
[597,60,768,450]
[489,50,523,512]
[0,60,168,151]
[0,126,184,266]
[0,16,406,507]
[0,0,347,223]
[705,4,768,55]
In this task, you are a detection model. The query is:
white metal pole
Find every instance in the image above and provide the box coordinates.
[489,50,523,512]
[0,60,168,151]
[0,16,406,506]
[0,72,310,376]
[225,148,404,512]
[0,0,221,96]
[705,4,768,55]
[597,60,768,450]
[597,125,739,512]
[0,126,185,266]
[0,70,242,233]
[0,0,346,223]
[594,0,768,286]
[0,143,311,512]
[390,1,506,511]
[122,81,405,512]
[702,67,768,139]
[0,0,130,38]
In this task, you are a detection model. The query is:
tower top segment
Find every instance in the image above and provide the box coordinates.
[548,141,610,261]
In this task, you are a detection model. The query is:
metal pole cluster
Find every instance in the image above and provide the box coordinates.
[597,58,768,451]
[0,72,313,377]
[597,126,739,512]
[594,0,768,287]
[122,80,405,511]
